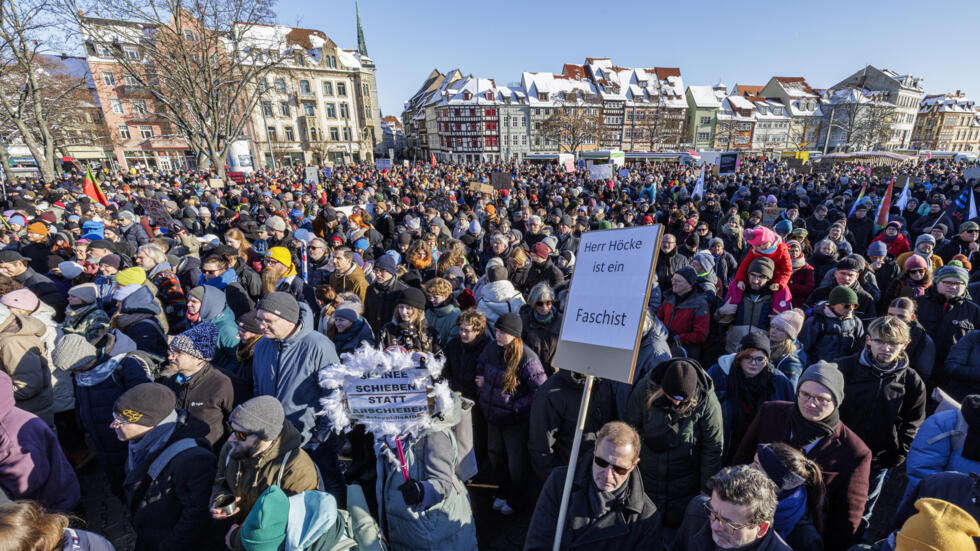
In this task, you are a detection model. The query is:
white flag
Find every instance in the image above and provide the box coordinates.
[691,166,705,199]
[894,177,911,211]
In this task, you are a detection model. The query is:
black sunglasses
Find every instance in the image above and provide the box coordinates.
[594,456,631,475]
[536,300,553,308]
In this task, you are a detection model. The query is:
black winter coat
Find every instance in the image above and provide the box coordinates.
[672,495,791,551]
[123,411,217,551]
[836,352,927,469]
[523,259,565,296]
[163,363,235,448]
[915,287,980,372]
[523,459,662,551]
[519,305,562,377]
[364,277,408,336]
[799,305,865,365]
[656,248,690,290]
[443,333,490,401]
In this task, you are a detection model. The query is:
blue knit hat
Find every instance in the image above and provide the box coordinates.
[169,321,218,361]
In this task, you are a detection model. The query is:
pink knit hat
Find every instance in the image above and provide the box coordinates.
[0,288,39,313]
[771,308,805,340]
[904,254,929,272]
[744,226,778,247]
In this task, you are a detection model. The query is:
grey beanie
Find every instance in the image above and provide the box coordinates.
[867,241,888,258]
[256,292,301,324]
[692,252,715,274]
[51,334,98,372]
[229,396,285,441]
[798,361,845,407]
[916,233,936,247]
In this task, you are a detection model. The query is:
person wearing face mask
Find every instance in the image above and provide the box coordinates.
[708,333,795,464]
[799,285,866,364]
[523,422,662,551]
[733,361,872,551]
[836,316,927,539]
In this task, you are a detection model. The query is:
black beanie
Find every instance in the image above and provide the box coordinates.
[685,234,700,249]
[495,313,523,339]
[748,257,775,279]
[739,331,771,357]
[661,359,700,401]
[113,383,176,427]
[256,291,301,324]
[398,287,426,310]
[675,265,698,288]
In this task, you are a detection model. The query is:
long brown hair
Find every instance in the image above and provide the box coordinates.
[223,228,252,264]
[0,501,71,551]
[500,336,525,394]
[767,442,826,532]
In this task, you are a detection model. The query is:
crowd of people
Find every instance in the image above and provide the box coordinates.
[0,155,979,551]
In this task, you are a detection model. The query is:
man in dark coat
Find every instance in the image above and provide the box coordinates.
[364,254,408,336]
[672,466,791,551]
[522,242,565,296]
[119,211,150,250]
[0,250,66,321]
[524,421,662,551]
[733,362,872,551]
[846,203,875,256]
[113,383,217,551]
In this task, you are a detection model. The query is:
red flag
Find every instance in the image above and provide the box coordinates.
[83,167,109,206]
[874,176,895,231]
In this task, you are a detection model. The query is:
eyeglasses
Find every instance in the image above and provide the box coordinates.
[743,355,767,365]
[798,389,834,407]
[110,416,131,427]
[227,423,254,441]
[593,455,631,476]
[536,300,553,308]
[703,501,753,534]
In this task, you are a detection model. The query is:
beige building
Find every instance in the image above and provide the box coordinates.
[912,91,980,152]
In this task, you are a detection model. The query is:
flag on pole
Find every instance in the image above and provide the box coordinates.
[83,166,109,206]
[894,176,912,211]
[430,153,436,168]
[691,166,705,199]
[874,176,895,231]
[848,182,868,217]
[941,186,977,230]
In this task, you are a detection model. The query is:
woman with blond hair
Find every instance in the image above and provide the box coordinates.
[0,501,115,550]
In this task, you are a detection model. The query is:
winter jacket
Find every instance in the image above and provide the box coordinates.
[329,264,369,303]
[522,259,565,296]
[110,286,167,356]
[837,351,927,469]
[13,267,66,322]
[475,341,546,425]
[916,287,980,370]
[199,268,253,319]
[524,455,663,551]
[0,371,79,512]
[330,317,376,356]
[376,394,477,551]
[904,320,936,383]
[476,280,526,327]
[656,248,689,290]
[904,408,980,494]
[275,276,320,323]
[424,302,460,348]
[773,346,806,389]
[847,214,875,255]
[708,354,795,462]
[443,332,490,401]
[806,282,878,320]
[63,303,111,342]
[528,371,617,480]
[365,277,409,336]
[120,221,150,250]
[870,232,911,258]
[672,495,791,551]
[59,528,116,551]
[519,304,562,377]
[611,318,672,419]
[0,312,54,426]
[789,263,816,308]
[123,411,216,551]
[945,330,980,400]
[623,361,723,528]
[734,242,793,290]
[938,236,980,264]
[253,303,339,446]
[799,304,865,364]
[147,262,186,333]
[162,363,234,447]
[733,401,872,551]
[873,259,902,309]
[379,318,440,355]
[890,471,980,547]
[189,286,241,372]
[210,420,320,551]
[657,290,710,358]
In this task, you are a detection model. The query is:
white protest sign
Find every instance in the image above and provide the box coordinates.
[966,167,980,181]
[554,225,661,383]
[344,369,430,421]
[587,163,613,181]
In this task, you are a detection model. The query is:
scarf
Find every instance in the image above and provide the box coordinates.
[532,308,554,325]
[332,318,366,351]
[75,352,126,387]
[126,409,178,474]
[961,395,980,461]
[773,486,808,540]
[789,403,839,449]
[758,242,778,255]
[791,255,806,269]
[859,347,908,376]
[728,362,773,443]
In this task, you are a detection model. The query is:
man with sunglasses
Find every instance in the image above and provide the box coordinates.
[673,465,790,551]
[799,285,866,364]
[938,220,980,264]
[524,421,662,550]
[836,315,927,540]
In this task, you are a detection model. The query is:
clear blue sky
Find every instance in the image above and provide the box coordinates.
[277,0,980,118]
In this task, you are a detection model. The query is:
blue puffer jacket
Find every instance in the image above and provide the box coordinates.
[253,303,339,446]
[903,408,980,499]
[190,286,241,373]
[773,345,806,389]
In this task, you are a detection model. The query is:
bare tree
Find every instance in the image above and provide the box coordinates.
[65,0,280,177]
[537,90,603,158]
[819,100,863,153]
[853,100,895,150]
[713,117,739,150]
[788,115,819,151]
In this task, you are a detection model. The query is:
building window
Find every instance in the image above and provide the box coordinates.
[284,127,294,141]
[700,116,711,126]
[512,135,518,145]
[330,127,339,141]
[262,101,273,117]
[279,101,290,117]
[183,30,196,41]
[267,126,277,141]
[303,102,314,116]
[323,81,333,95]
[124,74,138,86]
[118,125,130,140]
[103,72,115,86]
[697,132,710,142]
[139,125,153,139]
[294,54,304,66]
[310,128,317,141]
[337,82,346,96]
[124,47,139,60]
[299,80,311,95]
[132,99,147,115]
[326,103,336,118]
[362,84,369,96]
[259,78,268,92]
[522,136,527,145]
[343,127,351,141]
[275,78,286,93]
[110,99,124,114]
[340,104,349,119]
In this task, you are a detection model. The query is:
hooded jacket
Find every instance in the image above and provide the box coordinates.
[111,285,167,356]
[916,286,980,369]
[612,317,672,419]
[12,267,66,322]
[904,409,980,495]
[623,360,723,527]
[210,420,320,551]
[0,371,79,512]
[476,280,526,327]
[253,303,339,446]
[424,301,460,348]
[190,286,241,373]
[0,311,55,426]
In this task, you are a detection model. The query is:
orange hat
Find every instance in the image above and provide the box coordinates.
[485,205,496,216]
[27,222,48,236]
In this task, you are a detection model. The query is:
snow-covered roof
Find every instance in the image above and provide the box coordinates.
[920,93,976,114]
[773,77,817,98]
[688,85,723,108]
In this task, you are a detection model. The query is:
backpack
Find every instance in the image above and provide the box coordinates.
[123,350,171,381]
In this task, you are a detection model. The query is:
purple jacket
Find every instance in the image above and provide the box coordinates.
[475,342,546,425]
[0,371,79,512]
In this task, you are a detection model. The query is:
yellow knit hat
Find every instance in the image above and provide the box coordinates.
[264,247,296,278]
[114,267,147,287]
[896,498,980,551]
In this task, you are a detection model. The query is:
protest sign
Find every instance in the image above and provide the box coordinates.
[718,153,738,175]
[587,163,613,181]
[491,172,512,190]
[208,178,225,189]
[469,181,494,194]
[786,158,804,170]
[762,206,785,228]
[554,224,661,384]
[304,167,320,184]
[375,158,392,171]
[344,369,430,421]
[618,168,630,179]
[965,167,980,181]
[226,171,245,185]
[562,157,576,174]
[324,166,333,178]
[134,195,175,229]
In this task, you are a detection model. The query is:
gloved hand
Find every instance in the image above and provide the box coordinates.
[398,479,424,507]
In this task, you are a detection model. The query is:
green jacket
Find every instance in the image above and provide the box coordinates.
[424,303,460,348]
[624,362,723,528]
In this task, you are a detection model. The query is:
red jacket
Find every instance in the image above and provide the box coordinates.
[732,401,871,551]
[734,242,793,289]
[871,233,911,258]
[788,263,816,308]
[657,291,710,346]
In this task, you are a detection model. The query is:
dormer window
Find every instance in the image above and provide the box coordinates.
[485,92,493,100]
[539,92,548,101]
[463,91,472,101]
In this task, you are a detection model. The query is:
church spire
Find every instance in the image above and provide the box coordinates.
[356,1,368,57]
